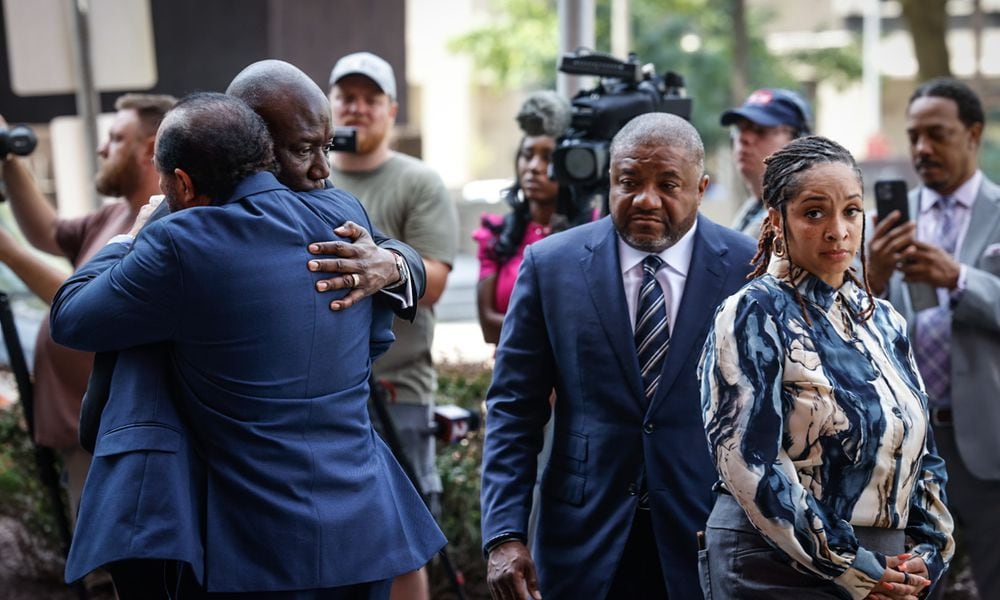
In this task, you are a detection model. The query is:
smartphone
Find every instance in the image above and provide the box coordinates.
[874,179,909,228]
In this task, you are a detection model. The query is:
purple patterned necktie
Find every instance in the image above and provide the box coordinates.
[914,196,959,407]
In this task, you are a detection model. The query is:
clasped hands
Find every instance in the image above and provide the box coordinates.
[865,553,931,600]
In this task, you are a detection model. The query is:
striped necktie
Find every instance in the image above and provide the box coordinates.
[635,255,670,404]
[914,196,960,407]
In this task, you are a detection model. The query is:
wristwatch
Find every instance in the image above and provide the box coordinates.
[389,251,409,290]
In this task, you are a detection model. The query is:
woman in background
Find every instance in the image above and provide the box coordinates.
[473,91,583,343]
[699,136,953,600]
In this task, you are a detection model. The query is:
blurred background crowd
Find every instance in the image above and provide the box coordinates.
[0,1,996,598]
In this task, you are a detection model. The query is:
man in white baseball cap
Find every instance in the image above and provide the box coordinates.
[329,51,397,100]
[327,51,458,600]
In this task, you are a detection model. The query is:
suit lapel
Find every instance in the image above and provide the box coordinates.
[649,217,727,412]
[959,178,1000,264]
[581,219,645,402]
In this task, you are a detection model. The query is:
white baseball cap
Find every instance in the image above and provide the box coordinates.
[328,52,397,100]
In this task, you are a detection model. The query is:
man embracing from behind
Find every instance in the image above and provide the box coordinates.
[51,92,445,599]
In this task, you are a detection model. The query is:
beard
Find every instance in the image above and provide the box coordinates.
[354,130,382,155]
[94,153,139,197]
[614,211,697,253]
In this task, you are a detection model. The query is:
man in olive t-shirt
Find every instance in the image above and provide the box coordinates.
[327,53,458,522]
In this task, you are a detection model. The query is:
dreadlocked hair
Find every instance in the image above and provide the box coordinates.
[748,135,875,325]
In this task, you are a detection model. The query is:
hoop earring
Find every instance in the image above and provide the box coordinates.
[773,236,786,257]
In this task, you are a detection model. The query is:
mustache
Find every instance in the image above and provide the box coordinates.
[915,158,943,169]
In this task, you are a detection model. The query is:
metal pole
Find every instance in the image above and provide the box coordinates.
[862,0,882,139]
[557,0,595,99]
[731,0,748,106]
[971,0,984,95]
[610,0,630,60]
[67,0,101,210]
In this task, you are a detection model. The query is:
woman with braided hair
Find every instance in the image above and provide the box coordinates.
[699,136,954,599]
[473,91,588,343]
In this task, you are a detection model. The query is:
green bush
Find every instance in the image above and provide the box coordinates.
[430,361,492,600]
[0,402,64,547]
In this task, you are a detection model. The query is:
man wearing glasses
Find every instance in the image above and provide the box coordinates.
[720,88,812,236]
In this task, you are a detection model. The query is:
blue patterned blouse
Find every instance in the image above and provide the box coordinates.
[700,258,954,598]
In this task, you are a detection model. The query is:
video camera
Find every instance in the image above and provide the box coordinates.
[432,404,480,445]
[328,126,357,153]
[551,50,692,214]
[0,125,37,158]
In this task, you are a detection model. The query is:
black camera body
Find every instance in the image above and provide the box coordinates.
[551,51,692,213]
[328,126,357,153]
[0,124,38,158]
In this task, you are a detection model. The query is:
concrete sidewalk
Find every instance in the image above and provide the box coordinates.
[432,252,495,365]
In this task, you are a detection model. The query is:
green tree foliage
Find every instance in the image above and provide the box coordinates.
[450,0,861,149]
[448,0,561,89]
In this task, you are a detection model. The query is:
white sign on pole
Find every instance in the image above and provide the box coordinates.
[3,0,156,96]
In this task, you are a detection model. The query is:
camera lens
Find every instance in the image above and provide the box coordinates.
[0,124,38,158]
[564,147,597,181]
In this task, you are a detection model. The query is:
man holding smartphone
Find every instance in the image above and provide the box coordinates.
[867,78,1000,597]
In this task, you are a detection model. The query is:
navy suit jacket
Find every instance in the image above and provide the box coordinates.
[480,215,755,599]
[53,172,445,592]
[77,199,425,454]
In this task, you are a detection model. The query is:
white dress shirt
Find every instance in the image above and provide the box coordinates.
[618,220,698,331]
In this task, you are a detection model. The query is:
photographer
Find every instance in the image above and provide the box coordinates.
[0,95,174,521]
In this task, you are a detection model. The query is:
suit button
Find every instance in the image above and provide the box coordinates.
[643,422,655,434]
[627,483,638,495]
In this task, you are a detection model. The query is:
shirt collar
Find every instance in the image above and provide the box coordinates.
[919,169,983,213]
[226,171,287,203]
[766,255,866,313]
[618,219,698,277]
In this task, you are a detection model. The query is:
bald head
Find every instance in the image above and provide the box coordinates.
[610,112,705,174]
[227,60,328,117]
[226,60,332,191]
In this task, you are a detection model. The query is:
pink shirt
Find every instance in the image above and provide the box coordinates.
[472,214,551,314]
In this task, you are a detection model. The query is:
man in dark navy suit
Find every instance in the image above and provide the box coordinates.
[53,93,445,598]
[481,112,756,599]
[65,61,430,600]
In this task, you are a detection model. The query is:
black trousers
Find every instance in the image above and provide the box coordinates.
[107,559,392,600]
[606,509,668,600]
